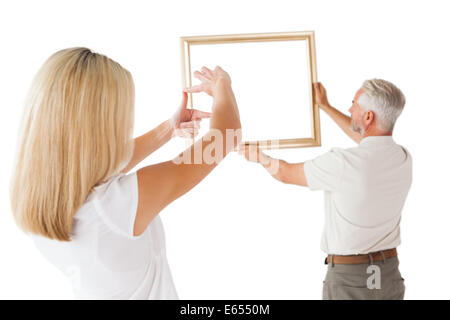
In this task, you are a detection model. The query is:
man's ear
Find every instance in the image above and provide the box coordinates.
[364,110,375,126]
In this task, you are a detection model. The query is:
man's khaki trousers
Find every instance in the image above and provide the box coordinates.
[322,256,405,300]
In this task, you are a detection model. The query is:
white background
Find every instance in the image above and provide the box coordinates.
[1,0,449,299]
[189,40,312,141]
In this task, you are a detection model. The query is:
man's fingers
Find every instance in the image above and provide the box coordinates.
[239,145,260,162]
[318,83,325,92]
[191,109,212,119]
[250,148,259,162]
[313,82,326,98]
[238,146,248,158]
[242,146,251,161]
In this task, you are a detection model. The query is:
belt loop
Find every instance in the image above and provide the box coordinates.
[368,253,374,265]
[330,255,335,267]
[380,250,386,264]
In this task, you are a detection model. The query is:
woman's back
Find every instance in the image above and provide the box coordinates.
[10,48,241,299]
[31,172,178,299]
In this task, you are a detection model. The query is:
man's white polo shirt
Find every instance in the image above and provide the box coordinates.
[303,135,413,255]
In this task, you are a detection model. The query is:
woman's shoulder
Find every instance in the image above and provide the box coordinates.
[89,172,137,198]
[88,172,140,238]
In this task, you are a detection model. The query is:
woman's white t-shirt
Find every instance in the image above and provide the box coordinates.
[30,172,178,299]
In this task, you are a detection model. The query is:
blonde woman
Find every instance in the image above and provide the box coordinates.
[9,48,241,299]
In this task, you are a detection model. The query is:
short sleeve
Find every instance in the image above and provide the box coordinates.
[91,172,139,238]
[303,148,345,191]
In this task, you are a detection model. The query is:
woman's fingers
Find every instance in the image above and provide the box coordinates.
[176,121,201,138]
[194,70,210,83]
[179,120,201,129]
[184,85,203,93]
[175,127,199,138]
[191,109,212,119]
[201,66,213,78]
[179,91,188,109]
[187,66,228,97]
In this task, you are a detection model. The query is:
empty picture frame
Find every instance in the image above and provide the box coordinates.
[180,31,321,150]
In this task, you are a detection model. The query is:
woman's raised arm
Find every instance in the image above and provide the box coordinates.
[133,66,241,236]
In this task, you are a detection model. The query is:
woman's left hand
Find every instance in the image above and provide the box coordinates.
[170,90,212,138]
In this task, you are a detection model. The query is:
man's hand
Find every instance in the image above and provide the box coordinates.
[239,145,266,164]
[239,145,276,173]
[313,82,331,109]
[170,91,212,138]
[239,145,307,186]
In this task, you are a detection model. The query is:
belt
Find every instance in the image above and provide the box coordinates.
[325,248,397,265]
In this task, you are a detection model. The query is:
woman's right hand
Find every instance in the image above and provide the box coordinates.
[184,66,231,97]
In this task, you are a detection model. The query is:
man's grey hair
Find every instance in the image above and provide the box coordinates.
[357,79,406,132]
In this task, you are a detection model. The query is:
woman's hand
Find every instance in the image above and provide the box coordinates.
[170,91,212,138]
[185,65,240,133]
[184,65,241,152]
[134,67,239,236]
[184,66,232,97]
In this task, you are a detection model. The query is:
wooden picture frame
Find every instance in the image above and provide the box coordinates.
[180,31,321,150]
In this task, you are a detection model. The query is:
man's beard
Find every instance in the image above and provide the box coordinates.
[350,117,364,135]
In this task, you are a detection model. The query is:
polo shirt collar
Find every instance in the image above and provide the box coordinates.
[359,135,395,146]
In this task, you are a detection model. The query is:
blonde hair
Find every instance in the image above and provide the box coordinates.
[9,47,135,241]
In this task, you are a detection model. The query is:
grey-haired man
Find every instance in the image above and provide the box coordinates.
[241,79,412,300]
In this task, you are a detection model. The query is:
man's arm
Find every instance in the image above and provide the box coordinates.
[313,82,361,144]
[240,146,308,186]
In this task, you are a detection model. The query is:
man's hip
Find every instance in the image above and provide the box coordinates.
[322,248,405,300]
